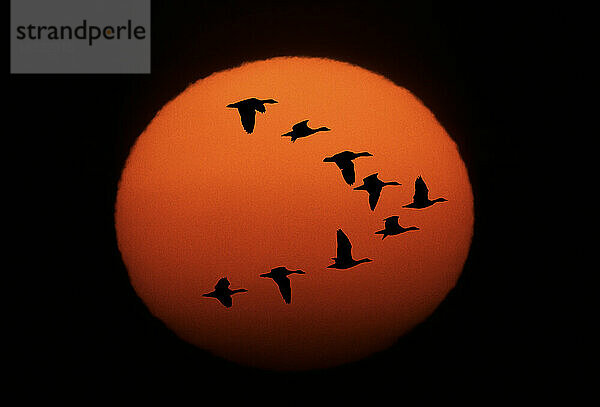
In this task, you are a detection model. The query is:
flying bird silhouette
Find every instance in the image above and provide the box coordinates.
[323,151,373,185]
[375,216,419,240]
[260,267,305,304]
[281,120,330,142]
[353,173,401,211]
[403,176,448,209]
[327,229,372,269]
[226,97,277,133]
[202,277,248,308]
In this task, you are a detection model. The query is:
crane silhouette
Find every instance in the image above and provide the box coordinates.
[260,267,305,304]
[327,229,372,269]
[226,97,277,133]
[353,173,401,211]
[281,120,330,142]
[202,277,248,308]
[403,176,447,209]
[323,151,373,185]
[375,216,419,239]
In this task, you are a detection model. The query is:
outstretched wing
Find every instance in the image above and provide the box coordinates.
[292,119,310,131]
[368,188,381,211]
[215,277,230,291]
[336,229,352,260]
[337,160,356,185]
[414,176,429,203]
[384,216,399,229]
[238,106,256,133]
[275,277,292,304]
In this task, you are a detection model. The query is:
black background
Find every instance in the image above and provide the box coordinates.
[9,0,552,401]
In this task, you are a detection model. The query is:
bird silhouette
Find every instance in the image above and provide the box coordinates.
[281,120,330,142]
[260,267,305,304]
[226,98,277,133]
[375,216,419,240]
[327,229,372,269]
[403,176,448,209]
[202,277,248,307]
[323,151,373,185]
[353,173,401,211]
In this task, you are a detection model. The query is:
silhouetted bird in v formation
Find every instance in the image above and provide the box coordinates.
[327,229,372,269]
[403,176,447,209]
[353,173,401,211]
[281,120,330,142]
[219,95,448,306]
[260,267,306,304]
[375,216,419,240]
[202,277,248,308]
[227,98,278,133]
[323,151,373,185]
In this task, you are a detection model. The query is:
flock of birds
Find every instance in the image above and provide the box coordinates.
[202,97,448,307]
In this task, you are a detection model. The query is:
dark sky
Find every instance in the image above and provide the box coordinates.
[9,0,548,401]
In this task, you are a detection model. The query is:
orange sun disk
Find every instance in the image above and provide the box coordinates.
[115,57,474,370]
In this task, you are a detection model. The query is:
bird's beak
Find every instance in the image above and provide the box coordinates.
[296,270,305,274]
